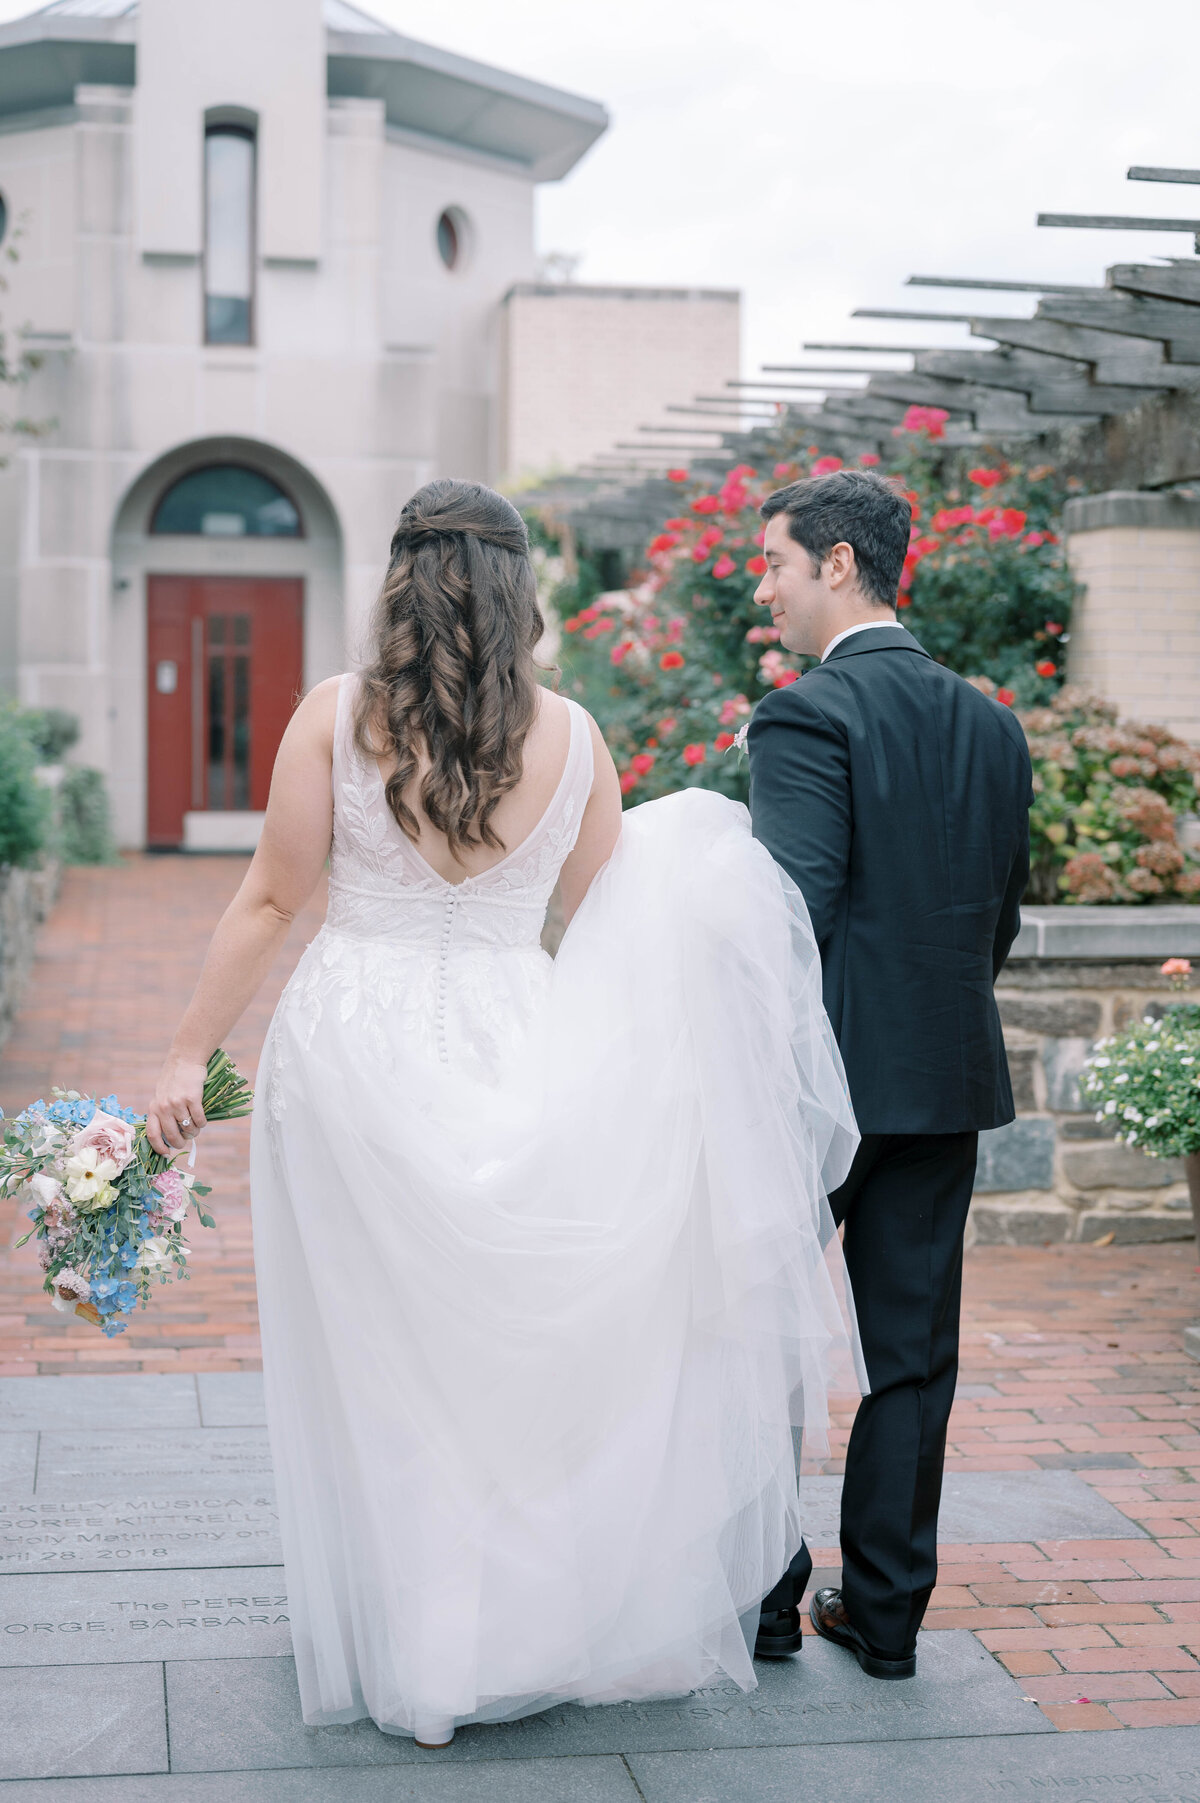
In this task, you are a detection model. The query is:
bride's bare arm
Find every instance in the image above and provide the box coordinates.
[146,677,341,1156]
[558,712,622,924]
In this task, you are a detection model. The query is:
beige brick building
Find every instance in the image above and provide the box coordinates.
[1065,493,1200,744]
[499,284,741,483]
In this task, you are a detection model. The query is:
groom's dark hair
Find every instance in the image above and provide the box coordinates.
[760,468,911,607]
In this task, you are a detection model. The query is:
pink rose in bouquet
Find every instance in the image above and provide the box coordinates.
[69,1107,136,1174]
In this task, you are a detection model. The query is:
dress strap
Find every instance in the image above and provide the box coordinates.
[331,672,362,799]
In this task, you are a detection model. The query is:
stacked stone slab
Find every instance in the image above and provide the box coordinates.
[973,906,1200,1245]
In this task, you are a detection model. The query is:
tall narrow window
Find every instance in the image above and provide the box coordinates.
[204,126,255,345]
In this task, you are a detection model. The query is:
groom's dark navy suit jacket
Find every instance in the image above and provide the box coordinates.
[747,626,1033,1136]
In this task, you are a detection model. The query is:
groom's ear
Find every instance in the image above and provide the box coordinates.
[826,542,858,590]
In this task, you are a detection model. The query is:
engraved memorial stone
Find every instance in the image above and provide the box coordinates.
[0,1566,291,1665]
[162,1632,1047,1770]
[0,1489,282,1573]
[35,1428,274,1496]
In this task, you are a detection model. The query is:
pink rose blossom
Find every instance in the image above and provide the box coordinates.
[69,1108,136,1174]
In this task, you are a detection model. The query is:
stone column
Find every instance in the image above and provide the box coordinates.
[1064,490,1200,744]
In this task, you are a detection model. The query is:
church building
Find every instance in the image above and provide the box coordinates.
[0,0,606,847]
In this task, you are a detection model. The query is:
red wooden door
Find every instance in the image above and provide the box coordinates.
[146,576,303,847]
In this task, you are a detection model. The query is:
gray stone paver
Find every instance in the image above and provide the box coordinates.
[1,1368,1193,1796]
[162,1634,1048,1773]
[628,1723,1200,1802]
[796,1467,1147,1547]
[0,1664,168,1781]
[195,1374,265,1428]
[0,1760,641,1800]
[0,1379,201,1433]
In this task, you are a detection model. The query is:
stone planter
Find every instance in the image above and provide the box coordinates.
[972,904,1200,1246]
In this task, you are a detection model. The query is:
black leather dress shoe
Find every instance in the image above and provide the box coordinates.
[809,1588,916,1680]
[754,1603,805,1658]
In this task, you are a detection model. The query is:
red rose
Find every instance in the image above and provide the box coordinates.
[610,640,633,665]
[1035,659,1056,678]
[745,554,768,575]
[1045,621,1063,635]
[1001,508,1027,536]
[712,554,737,579]
[996,688,1015,707]
[967,467,1004,488]
[682,743,707,766]
[630,753,655,776]
[773,670,800,687]
[811,455,843,476]
[714,732,736,752]
[620,770,638,793]
[659,651,685,671]
[648,532,679,555]
[859,452,881,467]
[667,468,689,482]
[773,461,796,479]
[691,496,722,514]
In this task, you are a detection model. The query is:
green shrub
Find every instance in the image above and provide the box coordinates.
[1020,689,1200,904]
[57,766,117,865]
[20,707,79,763]
[0,708,46,867]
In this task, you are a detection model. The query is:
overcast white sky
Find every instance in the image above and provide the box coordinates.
[4,0,1197,384]
[368,0,1200,382]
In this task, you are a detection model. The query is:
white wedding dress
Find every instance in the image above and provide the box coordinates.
[250,673,864,1739]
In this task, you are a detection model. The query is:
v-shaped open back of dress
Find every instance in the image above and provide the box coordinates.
[250,673,863,1736]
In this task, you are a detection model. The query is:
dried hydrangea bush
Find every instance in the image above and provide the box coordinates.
[1021,689,1200,905]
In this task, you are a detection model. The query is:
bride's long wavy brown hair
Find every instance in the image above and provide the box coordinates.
[354,479,548,859]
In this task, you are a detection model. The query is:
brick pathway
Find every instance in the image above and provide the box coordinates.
[3,857,1200,1732]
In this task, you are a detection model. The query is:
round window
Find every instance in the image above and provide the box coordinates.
[436,207,469,272]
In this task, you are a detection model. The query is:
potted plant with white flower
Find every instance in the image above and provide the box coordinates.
[1083,959,1200,1244]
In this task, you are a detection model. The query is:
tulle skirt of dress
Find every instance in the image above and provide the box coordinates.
[250,787,864,1737]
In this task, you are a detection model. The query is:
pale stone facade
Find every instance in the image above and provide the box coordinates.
[500,283,740,483]
[0,0,605,847]
[1065,492,1200,745]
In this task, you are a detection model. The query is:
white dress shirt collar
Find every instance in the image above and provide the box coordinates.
[821,619,905,663]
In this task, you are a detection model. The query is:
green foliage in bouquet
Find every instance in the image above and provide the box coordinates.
[1083,968,1200,1159]
[548,409,1079,808]
[1021,691,1200,905]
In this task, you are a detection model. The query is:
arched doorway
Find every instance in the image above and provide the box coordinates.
[110,438,344,850]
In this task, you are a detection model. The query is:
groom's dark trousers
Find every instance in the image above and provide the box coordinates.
[749,625,1033,1660]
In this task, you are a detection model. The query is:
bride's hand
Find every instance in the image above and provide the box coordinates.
[146,1056,209,1158]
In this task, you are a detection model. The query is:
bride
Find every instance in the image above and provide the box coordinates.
[148,479,864,1750]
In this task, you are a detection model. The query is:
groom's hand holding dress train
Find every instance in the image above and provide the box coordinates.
[747,469,1033,1678]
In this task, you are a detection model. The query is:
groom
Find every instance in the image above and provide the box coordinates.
[747,468,1032,1679]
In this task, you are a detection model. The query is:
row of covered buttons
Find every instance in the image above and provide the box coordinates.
[435,894,458,1063]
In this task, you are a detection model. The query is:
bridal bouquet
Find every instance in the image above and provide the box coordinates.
[1,1050,253,1337]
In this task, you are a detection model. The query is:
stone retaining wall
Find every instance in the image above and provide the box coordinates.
[0,862,59,1052]
[974,905,1200,1245]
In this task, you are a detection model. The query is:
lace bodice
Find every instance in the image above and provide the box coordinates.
[325,673,594,952]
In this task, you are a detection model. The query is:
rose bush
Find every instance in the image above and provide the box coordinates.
[553,412,1079,805]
